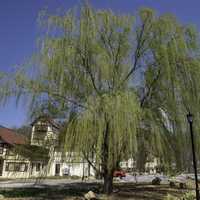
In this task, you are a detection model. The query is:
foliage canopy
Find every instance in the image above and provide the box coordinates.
[1,4,200,193]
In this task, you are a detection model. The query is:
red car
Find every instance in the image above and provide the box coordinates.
[113,170,126,178]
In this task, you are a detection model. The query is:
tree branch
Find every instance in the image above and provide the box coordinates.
[82,151,101,174]
[77,46,101,96]
[140,67,161,107]
[13,84,88,110]
[118,17,149,88]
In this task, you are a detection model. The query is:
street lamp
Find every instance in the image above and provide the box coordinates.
[187,113,199,200]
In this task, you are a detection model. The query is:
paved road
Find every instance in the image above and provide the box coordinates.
[0,178,96,188]
[120,174,170,184]
[0,174,191,188]
[0,175,162,188]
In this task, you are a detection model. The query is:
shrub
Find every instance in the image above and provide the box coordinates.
[164,191,195,200]
[164,194,178,200]
[182,191,195,200]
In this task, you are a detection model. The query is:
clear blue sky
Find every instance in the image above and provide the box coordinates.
[0,0,200,128]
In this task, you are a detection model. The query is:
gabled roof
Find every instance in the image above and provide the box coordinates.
[0,126,26,145]
[31,115,60,129]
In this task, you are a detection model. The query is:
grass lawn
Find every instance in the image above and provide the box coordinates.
[0,182,193,200]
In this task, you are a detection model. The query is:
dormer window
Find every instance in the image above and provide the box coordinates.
[32,122,48,145]
[31,116,60,147]
[34,123,48,133]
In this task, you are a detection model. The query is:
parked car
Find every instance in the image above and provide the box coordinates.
[113,170,126,178]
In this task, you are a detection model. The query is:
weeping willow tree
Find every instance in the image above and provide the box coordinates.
[138,13,200,173]
[66,92,140,192]
[0,5,141,194]
[1,4,200,194]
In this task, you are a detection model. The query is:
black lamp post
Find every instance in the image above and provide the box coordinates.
[187,113,199,200]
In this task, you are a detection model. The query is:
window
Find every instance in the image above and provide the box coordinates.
[35,124,48,132]
[6,148,15,156]
[0,144,3,154]
[42,163,45,169]
[20,163,28,172]
[33,124,48,145]
[36,163,41,171]
[15,163,20,171]
[5,162,28,172]
[5,163,14,171]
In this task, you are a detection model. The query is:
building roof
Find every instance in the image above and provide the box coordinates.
[0,126,27,145]
[31,115,60,129]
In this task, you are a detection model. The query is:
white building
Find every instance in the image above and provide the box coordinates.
[0,116,159,179]
[0,116,94,179]
[120,157,159,174]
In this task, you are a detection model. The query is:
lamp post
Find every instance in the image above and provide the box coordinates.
[187,113,199,200]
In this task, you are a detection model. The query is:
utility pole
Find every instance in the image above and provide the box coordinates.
[187,113,199,200]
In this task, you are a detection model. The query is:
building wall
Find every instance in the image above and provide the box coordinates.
[47,151,95,177]
[0,139,30,178]
[0,139,8,157]
[1,159,50,179]
[0,139,48,179]
[29,161,48,177]
[2,160,31,178]
[31,122,58,147]
[120,157,159,174]
[61,162,95,177]
[120,158,135,169]
[145,157,159,174]
[0,120,95,179]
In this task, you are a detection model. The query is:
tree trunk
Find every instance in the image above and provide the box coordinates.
[102,119,114,194]
[103,171,113,195]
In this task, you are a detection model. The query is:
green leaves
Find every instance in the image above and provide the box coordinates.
[1,4,200,175]
[139,8,155,24]
[65,91,141,169]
